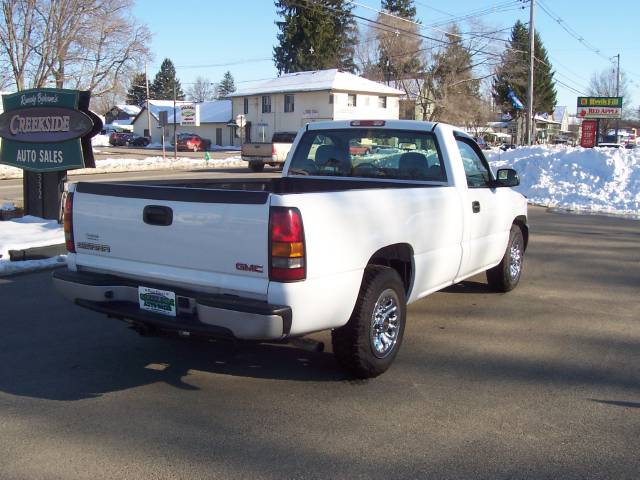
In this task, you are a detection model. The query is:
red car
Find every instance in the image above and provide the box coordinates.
[176,133,211,152]
[109,131,134,146]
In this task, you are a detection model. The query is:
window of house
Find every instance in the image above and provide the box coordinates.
[243,98,249,115]
[378,96,387,108]
[284,94,294,113]
[347,94,357,107]
[262,95,271,113]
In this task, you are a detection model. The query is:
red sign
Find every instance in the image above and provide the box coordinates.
[580,120,598,148]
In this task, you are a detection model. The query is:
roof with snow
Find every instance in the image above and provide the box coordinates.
[116,104,142,116]
[135,99,232,124]
[229,69,404,97]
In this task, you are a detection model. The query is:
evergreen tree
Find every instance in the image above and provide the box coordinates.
[126,73,148,107]
[381,0,416,18]
[425,25,482,124]
[493,20,557,117]
[273,0,357,74]
[150,58,185,100]
[216,71,236,98]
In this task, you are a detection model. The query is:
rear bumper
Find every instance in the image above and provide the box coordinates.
[52,269,291,340]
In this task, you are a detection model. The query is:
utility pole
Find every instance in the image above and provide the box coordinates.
[145,63,151,141]
[614,53,620,142]
[526,0,536,145]
[173,83,177,159]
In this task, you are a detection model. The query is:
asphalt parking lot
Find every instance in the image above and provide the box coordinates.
[0,206,638,479]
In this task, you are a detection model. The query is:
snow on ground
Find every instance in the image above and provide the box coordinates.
[0,154,244,179]
[486,145,640,216]
[0,216,65,276]
[91,134,110,147]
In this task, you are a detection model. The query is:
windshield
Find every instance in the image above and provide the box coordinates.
[288,128,446,181]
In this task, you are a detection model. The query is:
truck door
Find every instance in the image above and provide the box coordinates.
[455,136,512,280]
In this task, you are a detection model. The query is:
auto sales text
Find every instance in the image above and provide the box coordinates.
[16,149,64,164]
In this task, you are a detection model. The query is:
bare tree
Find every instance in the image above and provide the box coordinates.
[0,0,151,97]
[187,76,216,102]
[588,67,632,117]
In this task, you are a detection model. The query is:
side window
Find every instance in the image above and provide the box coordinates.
[456,139,492,188]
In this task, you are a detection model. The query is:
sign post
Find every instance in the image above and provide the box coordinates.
[0,89,101,219]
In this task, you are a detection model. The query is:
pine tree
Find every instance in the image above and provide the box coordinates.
[126,73,148,107]
[273,0,357,74]
[216,71,236,98]
[425,25,482,125]
[381,0,416,18]
[150,58,185,100]
[493,20,557,117]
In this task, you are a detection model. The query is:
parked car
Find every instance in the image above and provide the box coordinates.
[500,143,517,151]
[128,135,150,147]
[109,131,134,146]
[176,133,211,152]
[54,119,528,379]
[241,132,297,172]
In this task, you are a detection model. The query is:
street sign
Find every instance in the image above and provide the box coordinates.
[0,89,101,172]
[580,120,598,148]
[179,103,200,126]
[577,97,622,119]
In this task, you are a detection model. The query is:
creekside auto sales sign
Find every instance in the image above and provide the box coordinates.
[577,96,622,119]
[0,88,101,172]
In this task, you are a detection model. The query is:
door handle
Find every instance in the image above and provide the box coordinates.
[143,205,173,226]
[472,201,481,213]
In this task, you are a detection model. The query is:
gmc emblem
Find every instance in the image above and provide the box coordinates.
[236,262,264,273]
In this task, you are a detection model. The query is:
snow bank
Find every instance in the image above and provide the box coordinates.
[0,216,66,276]
[91,134,111,147]
[0,155,245,179]
[487,145,640,216]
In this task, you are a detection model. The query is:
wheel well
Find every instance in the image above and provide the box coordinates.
[514,216,529,250]
[367,243,414,295]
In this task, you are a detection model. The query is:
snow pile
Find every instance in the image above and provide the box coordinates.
[487,145,640,216]
[0,216,65,276]
[0,155,245,179]
[92,134,111,147]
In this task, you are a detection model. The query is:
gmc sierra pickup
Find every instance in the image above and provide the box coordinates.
[54,120,528,378]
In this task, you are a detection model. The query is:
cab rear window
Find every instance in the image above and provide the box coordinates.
[288,129,446,181]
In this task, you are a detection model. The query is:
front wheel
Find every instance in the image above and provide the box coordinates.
[486,224,525,292]
[332,266,406,378]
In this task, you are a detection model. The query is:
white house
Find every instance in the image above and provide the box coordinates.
[132,99,234,146]
[228,69,404,144]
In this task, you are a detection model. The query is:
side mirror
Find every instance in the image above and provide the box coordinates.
[494,168,520,187]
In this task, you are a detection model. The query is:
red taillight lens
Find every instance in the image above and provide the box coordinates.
[350,120,385,127]
[63,192,75,253]
[269,207,305,282]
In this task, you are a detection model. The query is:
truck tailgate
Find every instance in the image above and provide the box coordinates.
[70,182,271,297]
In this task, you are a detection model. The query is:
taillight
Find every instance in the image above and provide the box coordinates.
[269,207,305,282]
[63,192,75,253]
[272,144,277,160]
[350,120,385,127]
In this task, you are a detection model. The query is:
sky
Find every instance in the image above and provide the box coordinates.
[132,0,639,115]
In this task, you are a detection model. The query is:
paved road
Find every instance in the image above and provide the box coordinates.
[94,146,241,161]
[0,207,638,479]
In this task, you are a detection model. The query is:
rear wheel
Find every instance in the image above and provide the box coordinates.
[332,266,406,378]
[249,161,265,172]
[486,224,524,292]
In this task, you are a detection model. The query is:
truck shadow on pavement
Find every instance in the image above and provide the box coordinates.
[0,316,347,402]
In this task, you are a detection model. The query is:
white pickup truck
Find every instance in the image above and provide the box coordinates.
[54,120,528,378]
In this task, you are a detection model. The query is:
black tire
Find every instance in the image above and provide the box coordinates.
[486,224,525,292]
[332,266,406,378]
[249,161,264,172]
